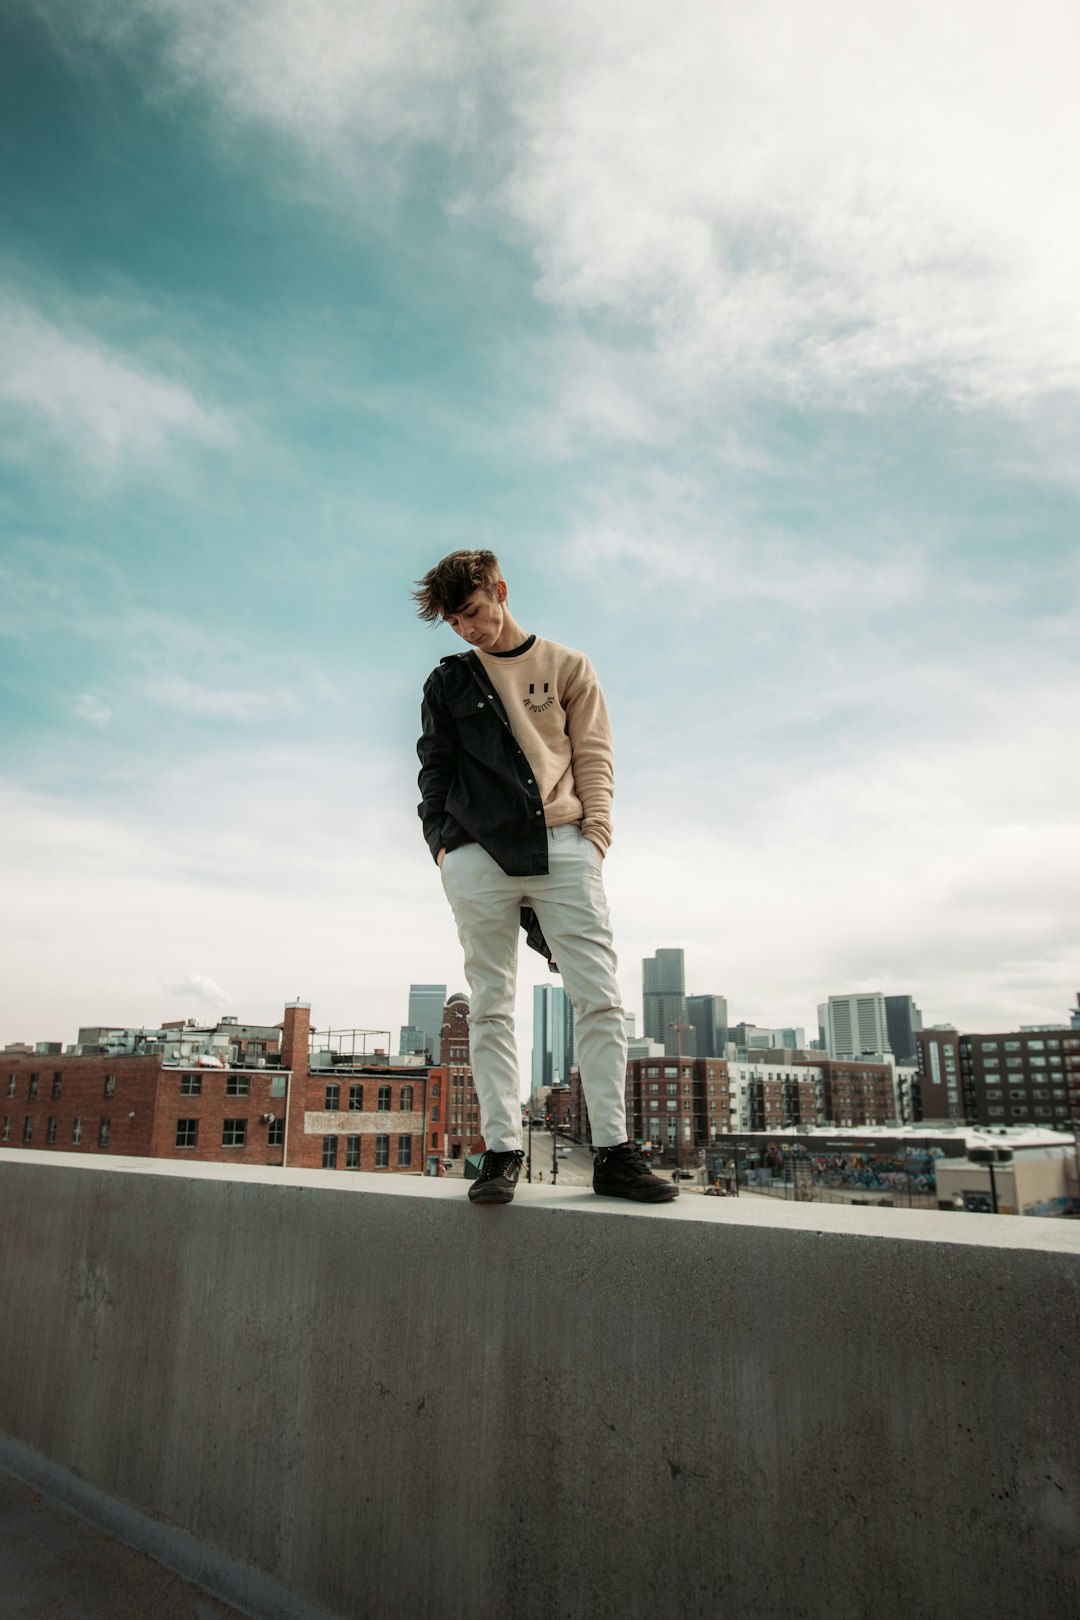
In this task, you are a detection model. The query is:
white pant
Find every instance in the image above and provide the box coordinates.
[440,825,628,1151]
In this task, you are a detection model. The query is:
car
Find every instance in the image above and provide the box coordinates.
[556,1147,572,1158]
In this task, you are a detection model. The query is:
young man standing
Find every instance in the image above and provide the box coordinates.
[413,549,677,1206]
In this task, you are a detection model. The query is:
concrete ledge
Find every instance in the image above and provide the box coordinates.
[1,1150,1079,1619]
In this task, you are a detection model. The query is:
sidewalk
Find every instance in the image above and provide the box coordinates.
[0,1471,249,1620]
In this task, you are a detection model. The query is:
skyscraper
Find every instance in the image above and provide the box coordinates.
[686,994,728,1059]
[884,995,924,1065]
[824,993,893,1061]
[400,984,447,1061]
[643,948,688,1056]
[532,984,575,1095]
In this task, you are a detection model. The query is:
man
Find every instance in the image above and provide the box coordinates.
[413,548,678,1206]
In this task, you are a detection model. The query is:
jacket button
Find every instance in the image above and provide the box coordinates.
[536,811,542,816]
[477,702,484,708]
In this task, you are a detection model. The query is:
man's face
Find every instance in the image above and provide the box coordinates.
[443,585,506,650]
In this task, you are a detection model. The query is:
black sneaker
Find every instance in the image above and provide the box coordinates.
[593,1143,680,1202]
[468,1148,525,1204]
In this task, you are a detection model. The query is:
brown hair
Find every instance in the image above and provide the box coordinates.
[411,549,504,624]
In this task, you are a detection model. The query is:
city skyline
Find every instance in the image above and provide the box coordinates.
[3,3,1078,1058]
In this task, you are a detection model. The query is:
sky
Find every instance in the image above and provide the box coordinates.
[2,0,1079,1074]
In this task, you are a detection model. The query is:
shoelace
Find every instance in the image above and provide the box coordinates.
[599,1144,644,1170]
[478,1149,522,1181]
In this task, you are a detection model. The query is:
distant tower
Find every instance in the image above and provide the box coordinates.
[824,993,893,1061]
[643,949,687,1056]
[686,994,728,1059]
[884,995,923,1065]
[532,985,575,1098]
[401,984,447,1060]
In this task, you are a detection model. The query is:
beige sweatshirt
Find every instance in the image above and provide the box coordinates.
[475,637,614,855]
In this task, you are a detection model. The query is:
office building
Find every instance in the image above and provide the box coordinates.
[686,994,728,1059]
[885,995,923,1065]
[398,1024,427,1057]
[532,985,575,1095]
[642,948,688,1056]
[402,984,446,1061]
[823,994,893,1062]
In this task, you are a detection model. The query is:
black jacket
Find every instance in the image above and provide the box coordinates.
[417,650,556,967]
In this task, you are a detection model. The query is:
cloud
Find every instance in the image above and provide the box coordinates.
[162,971,234,1012]
[0,293,235,471]
[145,676,297,720]
[59,0,1080,415]
[74,692,112,724]
[498,0,1080,411]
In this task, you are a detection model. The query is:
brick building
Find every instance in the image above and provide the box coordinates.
[914,1028,1080,1127]
[913,1030,964,1121]
[2,1001,438,1176]
[803,1058,898,1129]
[425,991,483,1169]
[624,1056,734,1168]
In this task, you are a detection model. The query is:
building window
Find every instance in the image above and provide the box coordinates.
[378,1085,391,1111]
[648,1100,659,1112]
[226,1075,250,1096]
[346,1136,360,1168]
[431,1081,440,1098]
[98,1118,110,1147]
[1004,1041,1021,1052]
[47,1116,58,1143]
[664,1066,678,1077]
[6,1075,14,1098]
[375,1134,389,1167]
[431,1105,439,1123]
[987,1106,1005,1116]
[325,1083,340,1110]
[222,1119,247,1147]
[1035,1106,1053,1117]
[104,1075,116,1098]
[397,1135,412,1167]
[28,1074,39,1098]
[646,1066,659,1078]
[23,1117,33,1142]
[72,1117,82,1145]
[1,1117,8,1143]
[322,1136,338,1169]
[268,1119,284,1146]
[985,1089,1002,1099]
[349,1084,363,1110]
[400,1085,413,1111]
[666,1100,677,1112]
[1030,1057,1047,1067]
[648,1082,660,1094]
[176,1119,198,1148]
[52,1073,62,1098]
[430,1131,439,1148]
[180,1073,202,1096]
[665,1082,678,1094]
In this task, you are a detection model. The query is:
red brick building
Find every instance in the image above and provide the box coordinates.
[425,991,483,1169]
[799,1058,897,1129]
[2,1001,435,1175]
[623,1056,733,1168]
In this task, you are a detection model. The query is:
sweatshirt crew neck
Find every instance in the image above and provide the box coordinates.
[483,634,536,661]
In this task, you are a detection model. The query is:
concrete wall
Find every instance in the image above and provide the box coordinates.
[1,1150,1079,1620]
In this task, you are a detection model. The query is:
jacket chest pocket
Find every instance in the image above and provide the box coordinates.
[449,691,492,725]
